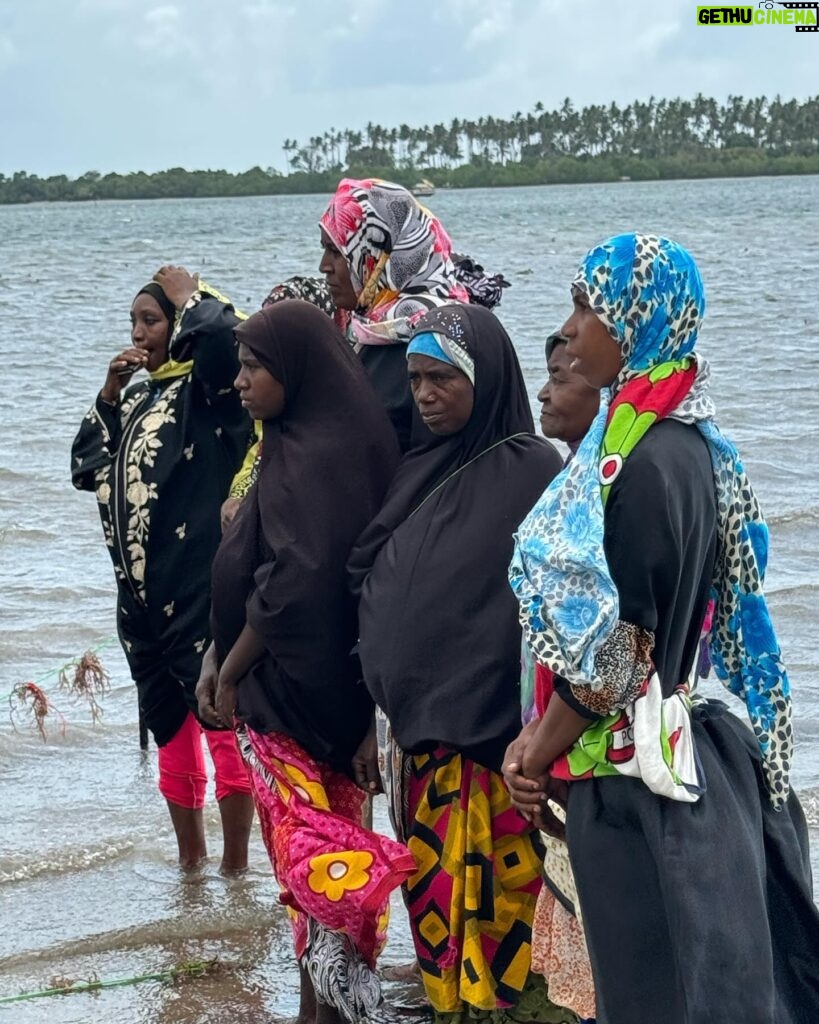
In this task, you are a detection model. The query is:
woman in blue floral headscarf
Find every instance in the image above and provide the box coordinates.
[504,234,819,1023]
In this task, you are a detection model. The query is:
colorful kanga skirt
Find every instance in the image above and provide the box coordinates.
[403,745,578,1023]
[238,726,416,1022]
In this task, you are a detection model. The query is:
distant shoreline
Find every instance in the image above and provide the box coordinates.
[7,92,818,205]
[2,152,818,206]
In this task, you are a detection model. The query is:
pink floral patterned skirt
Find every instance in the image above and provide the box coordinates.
[238,726,415,1020]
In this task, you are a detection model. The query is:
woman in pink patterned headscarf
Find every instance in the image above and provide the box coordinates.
[320,178,468,334]
[319,178,471,451]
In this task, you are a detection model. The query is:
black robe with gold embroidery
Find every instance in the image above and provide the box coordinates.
[71,294,251,745]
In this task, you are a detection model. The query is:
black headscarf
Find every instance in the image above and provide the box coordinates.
[210,299,400,768]
[349,304,563,771]
[135,281,176,333]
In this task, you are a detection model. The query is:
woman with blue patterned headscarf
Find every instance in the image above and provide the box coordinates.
[504,234,819,1023]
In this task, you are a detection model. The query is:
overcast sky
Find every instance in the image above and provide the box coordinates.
[2,0,817,177]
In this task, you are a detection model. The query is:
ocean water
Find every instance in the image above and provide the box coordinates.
[0,177,817,1021]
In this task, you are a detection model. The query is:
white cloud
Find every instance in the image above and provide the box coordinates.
[144,4,181,27]
[463,0,513,48]
[136,5,192,58]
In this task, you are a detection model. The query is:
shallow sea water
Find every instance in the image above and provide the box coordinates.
[0,177,817,1021]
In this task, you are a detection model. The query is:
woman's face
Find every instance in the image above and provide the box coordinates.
[561,289,622,389]
[408,353,474,436]
[234,343,286,421]
[537,342,600,444]
[318,228,358,311]
[130,294,171,372]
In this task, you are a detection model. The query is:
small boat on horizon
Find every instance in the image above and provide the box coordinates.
[412,179,435,197]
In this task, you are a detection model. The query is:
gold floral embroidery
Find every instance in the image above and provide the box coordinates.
[85,381,191,601]
[120,381,184,601]
[87,404,112,445]
[94,466,115,549]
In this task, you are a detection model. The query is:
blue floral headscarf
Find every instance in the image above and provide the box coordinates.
[510,233,792,808]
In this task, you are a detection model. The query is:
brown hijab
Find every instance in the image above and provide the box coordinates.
[210,300,400,767]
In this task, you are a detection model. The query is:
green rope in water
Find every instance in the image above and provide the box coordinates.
[0,959,218,1004]
[1,634,119,704]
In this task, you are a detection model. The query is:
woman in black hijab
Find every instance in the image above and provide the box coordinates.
[202,300,414,1024]
[71,266,254,873]
[348,304,573,1024]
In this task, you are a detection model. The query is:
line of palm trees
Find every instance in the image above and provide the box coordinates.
[281,94,819,173]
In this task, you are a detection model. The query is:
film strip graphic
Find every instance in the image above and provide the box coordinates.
[776,2,819,31]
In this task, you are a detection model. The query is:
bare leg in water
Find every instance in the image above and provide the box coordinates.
[316,999,344,1024]
[295,963,344,1024]
[166,794,254,872]
[165,801,207,869]
[294,964,317,1024]
[217,792,254,874]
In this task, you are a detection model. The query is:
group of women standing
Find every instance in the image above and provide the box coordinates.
[72,179,819,1024]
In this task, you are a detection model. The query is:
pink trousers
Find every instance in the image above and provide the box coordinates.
[158,711,251,809]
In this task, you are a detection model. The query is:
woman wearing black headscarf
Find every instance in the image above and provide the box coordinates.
[204,300,414,1024]
[348,304,573,1024]
[71,265,254,873]
[220,273,344,530]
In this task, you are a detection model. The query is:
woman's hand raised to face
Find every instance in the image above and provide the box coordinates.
[153,265,199,310]
[101,347,149,404]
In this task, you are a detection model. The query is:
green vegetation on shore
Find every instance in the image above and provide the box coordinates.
[3,93,818,204]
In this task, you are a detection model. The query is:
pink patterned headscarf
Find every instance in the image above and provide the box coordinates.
[320,178,468,343]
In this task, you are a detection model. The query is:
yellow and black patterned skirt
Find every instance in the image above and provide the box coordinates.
[405,746,577,1023]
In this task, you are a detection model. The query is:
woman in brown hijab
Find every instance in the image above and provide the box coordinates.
[199,300,414,1024]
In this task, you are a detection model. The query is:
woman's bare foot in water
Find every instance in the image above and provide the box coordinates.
[381,960,422,982]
